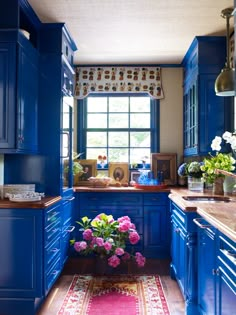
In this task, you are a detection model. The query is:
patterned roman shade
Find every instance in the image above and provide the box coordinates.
[74,66,164,99]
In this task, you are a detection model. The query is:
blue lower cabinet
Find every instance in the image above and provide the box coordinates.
[217,234,236,315]
[0,201,62,315]
[194,218,236,315]
[61,197,75,267]
[75,191,170,258]
[170,201,198,315]
[194,218,217,315]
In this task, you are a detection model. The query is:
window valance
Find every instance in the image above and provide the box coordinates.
[74,66,164,99]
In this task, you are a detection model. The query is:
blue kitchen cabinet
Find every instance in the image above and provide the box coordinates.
[170,200,198,315]
[75,191,170,258]
[194,218,218,315]
[217,233,236,315]
[194,218,236,315]
[0,200,63,315]
[61,196,75,267]
[182,36,233,157]
[0,31,38,153]
[143,193,170,258]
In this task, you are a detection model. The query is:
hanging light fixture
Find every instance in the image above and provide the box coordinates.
[215,8,235,96]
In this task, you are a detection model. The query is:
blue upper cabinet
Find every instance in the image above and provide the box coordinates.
[0,0,39,153]
[182,37,234,157]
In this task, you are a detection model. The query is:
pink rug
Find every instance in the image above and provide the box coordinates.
[57,275,170,315]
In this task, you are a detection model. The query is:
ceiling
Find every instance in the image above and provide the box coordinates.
[28,0,234,65]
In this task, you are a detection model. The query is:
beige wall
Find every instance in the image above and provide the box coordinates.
[160,68,183,166]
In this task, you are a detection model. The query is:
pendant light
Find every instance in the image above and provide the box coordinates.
[215,8,235,97]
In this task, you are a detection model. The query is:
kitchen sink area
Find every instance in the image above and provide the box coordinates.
[182,195,232,203]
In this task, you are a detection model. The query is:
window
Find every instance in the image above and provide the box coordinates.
[77,94,159,165]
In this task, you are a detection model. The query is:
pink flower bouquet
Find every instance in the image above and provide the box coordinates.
[71,213,145,268]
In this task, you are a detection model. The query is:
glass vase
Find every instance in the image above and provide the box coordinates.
[188,176,204,192]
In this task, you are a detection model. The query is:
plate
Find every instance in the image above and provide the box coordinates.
[134,184,168,190]
[9,196,42,202]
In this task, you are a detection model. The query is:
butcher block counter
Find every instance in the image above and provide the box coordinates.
[0,196,61,208]
[169,188,236,242]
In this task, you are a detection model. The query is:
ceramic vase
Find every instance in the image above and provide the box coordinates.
[213,177,224,195]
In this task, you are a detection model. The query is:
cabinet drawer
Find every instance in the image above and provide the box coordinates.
[45,257,61,293]
[45,205,61,226]
[45,218,61,246]
[80,206,143,219]
[45,237,61,269]
[143,193,168,205]
[218,234,236,272]
[79,193,142,206]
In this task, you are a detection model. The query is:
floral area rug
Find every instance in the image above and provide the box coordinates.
[57,275,170,315]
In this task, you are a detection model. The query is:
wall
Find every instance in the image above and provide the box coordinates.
[159,67,183,166]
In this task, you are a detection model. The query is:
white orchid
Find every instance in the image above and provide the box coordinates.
[211,131,236,152]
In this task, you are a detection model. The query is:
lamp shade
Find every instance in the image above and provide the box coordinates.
[215,67,235,96]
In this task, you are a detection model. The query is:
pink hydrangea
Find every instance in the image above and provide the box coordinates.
[108,255,120,268]
[129,231,140,244]
[95,237,104,247]
[135,252,146,267]
[118,216,131,223]
[118,220,132,232]
[83,228,93,241]
[104,241,112,251]
[115,247,125,256]
[74,241,87,252]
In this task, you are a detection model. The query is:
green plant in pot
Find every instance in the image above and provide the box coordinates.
[64,152,84,184]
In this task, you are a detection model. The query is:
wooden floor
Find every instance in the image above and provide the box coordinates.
[37,257,185,315]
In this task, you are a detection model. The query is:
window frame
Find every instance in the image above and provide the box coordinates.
[77,93,160,164]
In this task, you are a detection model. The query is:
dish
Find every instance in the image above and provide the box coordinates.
[9,196,42,202]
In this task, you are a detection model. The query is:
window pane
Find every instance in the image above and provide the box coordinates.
[87,97,107,112]
[87,113,107,128]
[130,97,150,112]
[87,148,107,160]
[109,97,129,112]
[87,132,107,147]
[130,113,150,128]
[109,132,128,147]
[109,148,128,162]
[130,132,150,147]
[109,114,128,128]
[130,148,151,163]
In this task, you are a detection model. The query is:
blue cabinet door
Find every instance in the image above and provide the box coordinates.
[17,44,38,152]
[144,205,169,258]
[0,209,43,297]
[0,35,38,153]
[196,219,217,315]
[0,42,16,149]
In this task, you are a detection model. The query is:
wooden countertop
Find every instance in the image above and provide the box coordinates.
[0,196,61,209]
[169,188,236,242]
[74,186,171,193]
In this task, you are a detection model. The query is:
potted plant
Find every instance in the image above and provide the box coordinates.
[178,161,204,191]
[71,213,146,271]
[200,131,236,194]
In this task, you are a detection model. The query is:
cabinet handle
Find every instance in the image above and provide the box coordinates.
[66,226,75,233]
[193,218,211,229]
[51,248,59,253]
[64,196,75,201]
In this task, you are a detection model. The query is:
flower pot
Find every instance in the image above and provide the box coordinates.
[213,177,224,195]
[188,177,204,192]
